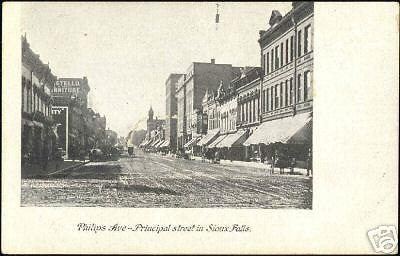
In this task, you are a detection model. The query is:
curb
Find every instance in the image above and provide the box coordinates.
[47,160,91,177]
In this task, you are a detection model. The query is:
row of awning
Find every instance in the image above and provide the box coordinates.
[139,138,170,149]
[187,112,312,148]
[139,112,312,150]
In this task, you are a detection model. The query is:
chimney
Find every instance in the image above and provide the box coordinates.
[211,59,215,64]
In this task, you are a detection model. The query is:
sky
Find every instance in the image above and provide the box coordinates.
[21,2,291,137]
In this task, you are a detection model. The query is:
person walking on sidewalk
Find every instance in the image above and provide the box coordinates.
[306,148,312,176]
[55,147,63,171]
[41,142,49,171]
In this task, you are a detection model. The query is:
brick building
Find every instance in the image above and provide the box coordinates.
[244,2,313,164]
[21,35,57,163]
[176,59,242,150]
[165,73,183,152]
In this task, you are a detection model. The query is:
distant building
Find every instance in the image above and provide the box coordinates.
[165,73,183,152]
[21,35,57,163]
[176,59,242,149]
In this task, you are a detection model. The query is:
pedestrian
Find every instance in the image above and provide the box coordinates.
[214,150,220,164]
[290,157,296,174]
[55,147,63,171]
[41,142,49,171]
[306,148,312,176]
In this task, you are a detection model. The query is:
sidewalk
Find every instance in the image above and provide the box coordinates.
[21,159,89,178]
[192,156,310,176]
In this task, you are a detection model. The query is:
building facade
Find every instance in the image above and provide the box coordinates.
[176,59,242,149]
[21,35,57,163]
[165,73,183,152]
[51,77,106,158]
[259,2,313,121]
[245,1,313,164]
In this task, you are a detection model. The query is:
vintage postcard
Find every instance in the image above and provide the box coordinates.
[2,2,398,254]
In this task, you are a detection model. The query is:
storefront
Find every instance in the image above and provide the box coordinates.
[243,112,312,166]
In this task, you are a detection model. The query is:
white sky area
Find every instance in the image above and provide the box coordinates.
[21,2,291,137]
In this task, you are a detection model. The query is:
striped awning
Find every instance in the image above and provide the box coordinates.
[243,112,312,146]
[206,134,228,148]
[216,130,248,148]
[197,129,219,147]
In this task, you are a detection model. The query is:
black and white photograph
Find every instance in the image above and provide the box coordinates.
[2,1,398,254]
[20,2,313,209]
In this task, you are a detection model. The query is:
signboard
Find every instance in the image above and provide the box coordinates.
[51,106,69,159]
[52,79,81,94]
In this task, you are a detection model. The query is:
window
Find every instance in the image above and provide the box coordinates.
[290,35,294,61]
[22,77,25,112]
[275,85,279,109]
[262,53,265,73]
[304,71,312,100]
[275,45,279,68]
[304,25,311,54]
[266,52,269,74]
[285,80,288,107]
[271,49,274,71]
[262,90,266,112]
[266,88,269,112]
[279,82,283,108]
[253,99,256,122]
[298,30,302,57]
[280,42,284,67]
[285,39,289,64]
[289,78,293,105]
[297,74,302,102]
[270,87,274,110]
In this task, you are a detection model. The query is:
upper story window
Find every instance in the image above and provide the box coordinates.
[285,39,289,64]
[304,25,312,54]
[271,49,274,72]
[297,30,302,57]
[280,42,284,67]
[304,70,312,100]
[266,52,269,74]
[275,45,279,68]
[290,35,294,62]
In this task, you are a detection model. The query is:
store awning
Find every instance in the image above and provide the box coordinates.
[149,139,161,147]
[216,130,248,148]
[243,112,312,146]
[184,136,202,148]
[207,134,228,148]
[155,140,165,148]
[143,139,153,147]
[160,140,170,148]
[197,129,220,147]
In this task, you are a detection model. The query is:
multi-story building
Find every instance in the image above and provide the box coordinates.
[21,35,57,163]
[244,2,313,163]
[51,77,93,158]
[176,59,242,150]
[165,73,183,152]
